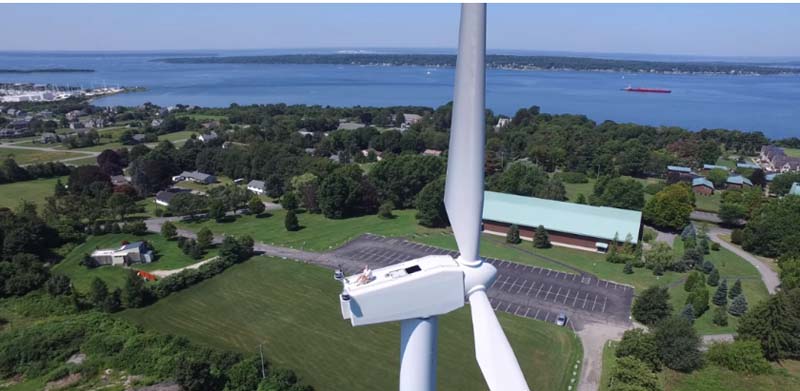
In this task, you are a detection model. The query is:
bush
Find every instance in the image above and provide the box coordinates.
[707,268,720,286]
[506,224,521,244]
[653,316,702,372]
[711,242,720,251]
[623,262,634,274]
[731,229,744,245]
[608,356,662,391]
[553,171,588,184]
[285,209,300,231]
[632,286,672,326]
[729,294,748,317]
[644,182,666,195]
[616,329,662,371]
[706,340,772,374]
[533,225,550,248]
[378,201,395,219]
[684,271,705,292]
[686,287,709,317]
[642,228,657,243]
[712,305,728,326]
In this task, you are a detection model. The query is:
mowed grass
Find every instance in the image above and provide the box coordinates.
[0,175,65,208]
[178,209,429,251]
[599,341,619,391]
[694,191,722,213]
[119,258,582,391]
[0,147,85,165]
[53,233,217,292]
[663,361,800,391]
[784,148,800,158]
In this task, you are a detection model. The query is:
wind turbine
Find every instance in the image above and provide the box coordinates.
[338,4,529,391]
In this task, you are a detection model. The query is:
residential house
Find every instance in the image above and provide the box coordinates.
[736,162,760,170]
[151,119,163,127]
[69,121,85,130]
[494,117,511,131]
[199,131,218,143]
[422,149,443,157]
[666,165,696,183]
[481,191,642,253]
[65,110,83,121]
[702,164,729,172]
[297,129,314,137]
[337,122,366,130]
[201,121,221,130]
[40,132,59,144]
[110,175,130,186]
[172,171,217,184]
[247,180,267,195]
[692,177,715,196]
[155,188,189,206]
[132,134,147,143]
[726,175,753,190]
[759,145,800,173]
[90,241,154,266]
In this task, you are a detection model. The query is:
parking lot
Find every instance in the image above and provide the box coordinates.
[328,234,634,330]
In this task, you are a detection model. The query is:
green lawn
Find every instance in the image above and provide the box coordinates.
[0,176,66,209]
[119,257,582,391]
[53,233,218,292]
[784,148,800,158]
[67,156,99,166]
[663,361,800,391]
[0,147,85,165]
[599,341,620,391]
[694,191,722,213]
[715,156,738,169]
[563,178,596,202]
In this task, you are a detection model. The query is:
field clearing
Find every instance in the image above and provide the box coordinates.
[0,175,66,208]
[784,148,800,158]
[562,175,661,205]
[53,233,218,292]
[0,146,85,165]
[119,257,582,391]
[663,361,800,391]
[694,191,722,213]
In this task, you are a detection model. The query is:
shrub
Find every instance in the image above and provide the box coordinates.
[711,242,720,251]
[653,316,702,372]
[644,182,666,195]
[680,304,695,323]
[729,279,742,299]
[642,228,657,243]
[378,201,394,219]
[712,305,728,326]
[684,271,705,292]
[506,224,521,244]
[121,221,148,236]
[706,340,772,374]
[707,268,720,286]
[608,356,662,391]
[731,229,744,245]
[686,287,709,317]
[623,262,634,274]
[712,280,728,306]
[729,294,748,317]
[616,329,662,371]
[632,286,672,326]
[533,225,550,248]
[285,209,300,231]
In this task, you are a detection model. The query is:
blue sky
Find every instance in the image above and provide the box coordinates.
[1,3,799,58]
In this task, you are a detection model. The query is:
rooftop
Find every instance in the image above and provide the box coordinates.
[791,182,800,196]
[692,177,714,189]
[702,164,729,171]
[736,162,760,169]
[482,191,642,242]
[727,175,753,186]
[667,165,692,173]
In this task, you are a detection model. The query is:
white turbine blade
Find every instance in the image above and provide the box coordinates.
[444,3,486,263]
[469,290,530,391]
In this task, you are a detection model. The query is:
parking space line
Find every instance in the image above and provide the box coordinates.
[591,295,599,311]
[538,268,543,274]
[534,309,541,319]
[544,285,553,300]
[572,290,580,306]
[524,308,530,317]
[602,296,608,313]
[508,278,519,292]
[516,280,528,294]
[505,303,512,312]
[563,289,571,304]
[553,287,562,302]
[605,281,609,288]
[514,306,521,315]
[526,282,535,296]
[536,283,544,297]
[582,292,589,309]
[547,270,552,277]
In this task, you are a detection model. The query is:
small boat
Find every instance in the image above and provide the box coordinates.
[623,86,671,93]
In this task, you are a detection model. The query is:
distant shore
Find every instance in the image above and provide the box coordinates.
[153,54,800,76]
[0,68,95,74]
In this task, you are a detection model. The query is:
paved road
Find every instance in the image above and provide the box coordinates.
[690,210,722,224]
[707,226,779,294]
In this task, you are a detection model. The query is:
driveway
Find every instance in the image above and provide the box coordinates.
[576,323,631,391]
[707,226,779,294]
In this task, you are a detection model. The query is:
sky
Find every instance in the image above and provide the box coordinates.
[1,3,799,58]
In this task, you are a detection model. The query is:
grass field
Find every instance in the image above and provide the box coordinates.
[0,175,66,209]
[562,176,661,204]
[67,156,99,166]
[694,191,722,213]
[784,148,800,158]
[663,361,800,391]
[599,340,619,391]
[119,257,582,391]
[53,233,218,292]
[0,147,85,165]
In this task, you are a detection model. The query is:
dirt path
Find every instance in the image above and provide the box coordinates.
[148,256,220,278]
[576,322,631,391]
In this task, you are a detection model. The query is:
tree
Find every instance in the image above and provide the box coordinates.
[122,269,149,308]
[225,357,262,391]
[208,199,226,221]
[175,357,219,391]
[161,221,178,240]
[285,209,300,231]
[644,242,675,271]
[88,277,108,308]
[737,293,797,360]
[680,304,695,323]
[416,177,448,228]
[707,268,720,286]
[378,201,394,219]
[506,224,521,244]
[616,328,661,371]
[44,274,71,296]
[742,195,800,257]
[623,262,634,274]
[281,192,299,211]
[632,286,672,326]
[706,169,729,188]
[729,294,748,317]
[779,256,800,291]
[68,165,110,194]
[291,173,320,212]
[712,305,728,326]
[653,316,702,372]
[770,172,800,196]
[684,271,705,292]
[576,193,587,204]
[318,165,377,219]
[590,177,646,211]
[168,193,208,218]
[719,203,747,226]
[197,227,213,250]
[533,225,550,248]
[729,279,743,299]
[368,155,445,207]
[103,288,122,313]
[701,260,715,274]
[97,149,124,176]
[248,196,265,216]
[608,356,662,391]
[642,183,694,231]
[713,279,728,306]
[686,287,709,317]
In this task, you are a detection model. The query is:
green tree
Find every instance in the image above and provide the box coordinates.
[644,242,675,271]
[623,262,634,274]
[44,274,71,296]
[779,256,800,291]
[285,209,300,232]
[106,192,137,221]
[175,357,219,391]
[729,294,748,317]
[281,192,299,211]
[533,225,550,248]
[88,277,108,308]
[225,357,262,391]
[653,316,702,372]
[707,268,720,286]
[719,203,747,226]
[608,356,662,391]
[291,173,320,212]
[576,193,587,204]
[686,287,709,317]
[102,288,122,313]
[706,169,729,188]
[161,221,178,240]
[208,199,226,221]
[742,195,800,257]
[506,224,521,244]
[642,183,694,231]
[197,227,213,250]
[684,271,705,292]
[712,305,729,326]
[616,328,662,371]
[591,177,646,211]
[729,279,743,299]
[122,269,148,308]
[632,286,672,326]
[378,201,394,219]
[770,172,800,196]
[680,304,695,323]
[712,279,728,306]
[415,177,448,228]
[737,294,796,360]
[248,196,265,216]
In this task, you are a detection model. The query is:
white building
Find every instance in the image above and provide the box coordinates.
[247,180,266,195]
[90,241,153,266]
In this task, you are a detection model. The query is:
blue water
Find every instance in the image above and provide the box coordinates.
[1,51,799,138]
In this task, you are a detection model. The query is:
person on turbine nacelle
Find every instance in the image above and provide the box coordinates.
[354,265,373,285]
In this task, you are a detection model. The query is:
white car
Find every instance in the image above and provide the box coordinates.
[555,312,567,327]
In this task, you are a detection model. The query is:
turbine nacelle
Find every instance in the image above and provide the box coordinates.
[339,255,498,326]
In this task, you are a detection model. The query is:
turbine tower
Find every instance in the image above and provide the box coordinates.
[338,4,530,391]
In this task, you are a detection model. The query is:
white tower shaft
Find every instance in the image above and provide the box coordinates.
[399,317,438,391]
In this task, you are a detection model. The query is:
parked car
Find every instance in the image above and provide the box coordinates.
[556,312,567,327]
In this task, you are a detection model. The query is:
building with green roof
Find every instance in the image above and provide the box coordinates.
[482,191,643,252]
